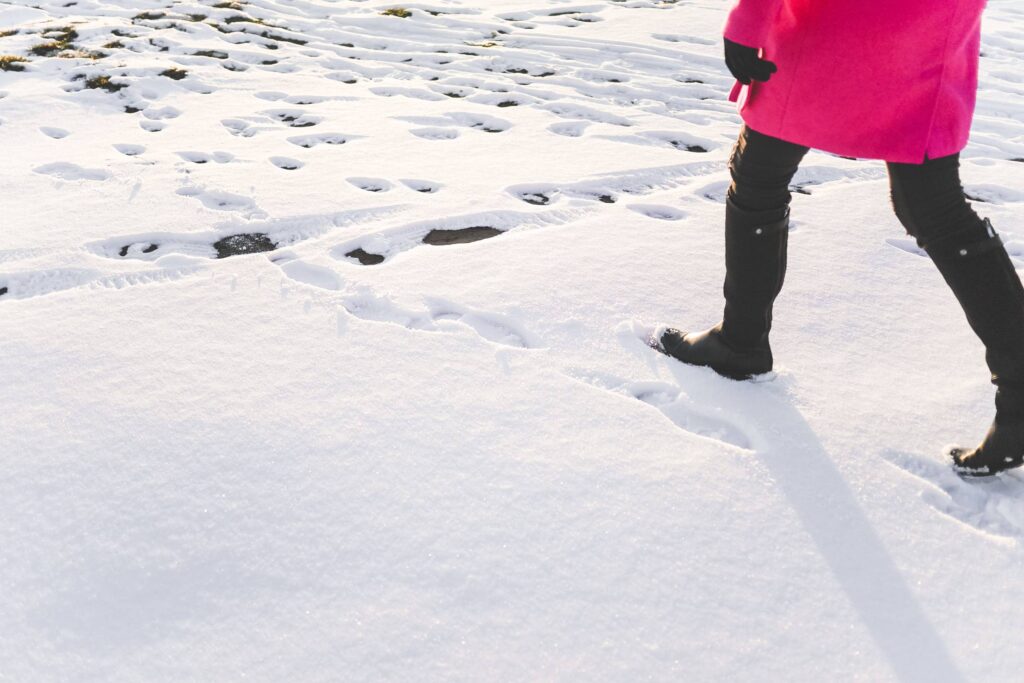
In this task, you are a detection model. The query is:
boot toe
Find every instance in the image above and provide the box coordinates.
[657,328,687,355]
[948,446,993,477]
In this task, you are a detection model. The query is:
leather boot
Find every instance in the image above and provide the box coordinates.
[924,219,1024,476]
[658,197,789,380]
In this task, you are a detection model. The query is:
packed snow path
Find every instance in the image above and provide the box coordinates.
[2,1,1024,680]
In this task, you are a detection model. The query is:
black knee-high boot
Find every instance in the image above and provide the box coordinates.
[657,196,789,380]
[924,220,1024,476]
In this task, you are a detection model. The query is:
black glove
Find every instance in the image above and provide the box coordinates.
[724,38,777,85]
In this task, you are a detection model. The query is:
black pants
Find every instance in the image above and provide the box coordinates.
[726,125,1024,417]
[728,125,988,248]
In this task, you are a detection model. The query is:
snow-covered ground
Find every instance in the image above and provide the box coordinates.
[2,0,1024,680]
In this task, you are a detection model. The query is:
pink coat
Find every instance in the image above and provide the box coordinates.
[724,0,987,163]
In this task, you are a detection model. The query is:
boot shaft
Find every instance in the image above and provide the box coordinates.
[721,197,790,351]
[925,219,1024,419]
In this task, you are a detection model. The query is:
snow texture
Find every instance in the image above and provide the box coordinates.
[2,0,1024,680]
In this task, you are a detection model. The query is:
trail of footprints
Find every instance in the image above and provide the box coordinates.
[276,257,539,350]
[2,0,748,166]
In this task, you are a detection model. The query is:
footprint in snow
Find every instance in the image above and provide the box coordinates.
[287,132,350,148]
[599,130,714,153]
[628,204,687,221]
[175,186,264,216]
[564,368,753,450]
[424,297,537,348]
[507,184,560,206]
[275,261,538,348]
[400,179,442,193]
[696,180,730,202]
[256,92,330,105]
[33,162,110,181]
[40,126,70,139]
[221,118,258,137]
[140,120,165,133]
[410,127,460,140]
[177,151,234,164]
[370,86,448,102]
[270,156,304,170]
[447,112,511,133]
[884,450,1024,542]
[652,33,717,46]
[548,121,591,138]
[964,184,1024,204]
[142,106,181,120]
[347,177,392,193]
[277,259,344,290]
[113,143,145,156]
[437,86,474,99]
[255,91,288,101]
[264,109,322,128]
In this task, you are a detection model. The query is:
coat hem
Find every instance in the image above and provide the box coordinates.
[738,114,967,164]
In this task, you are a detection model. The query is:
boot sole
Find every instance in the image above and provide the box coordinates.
[947,446,1023,478]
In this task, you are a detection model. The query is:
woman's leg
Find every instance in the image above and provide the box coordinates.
[658,125,809,380]
[722,125,811,350]
[728,124,811,213]
[888,154,1024,475]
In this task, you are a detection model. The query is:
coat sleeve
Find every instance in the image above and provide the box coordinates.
[723,0,784,47]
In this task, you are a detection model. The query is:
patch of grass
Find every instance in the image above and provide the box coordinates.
[43,26,79,42]
[30,41,63,57]
[103,40,124,49]
[133,12,166,21]
[381,8,412,18]
[0,29,19,38]
[0,55,29,71]
[187,13,208,22]
[159,67,187,80]
[225,15,267,25]
[258,30,306,46]
[213,1,245,9]
[29,25,79,57]
[85,75,126,92]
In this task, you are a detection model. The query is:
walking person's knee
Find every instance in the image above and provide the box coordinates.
[887,154,986,249]
[728,125,809,212]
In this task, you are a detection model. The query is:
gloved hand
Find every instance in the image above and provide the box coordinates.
[724,38,777,85]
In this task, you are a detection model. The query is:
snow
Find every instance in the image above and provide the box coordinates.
[2,0,1024,680]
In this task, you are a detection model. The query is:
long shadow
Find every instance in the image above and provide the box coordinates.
[625,334,967,682]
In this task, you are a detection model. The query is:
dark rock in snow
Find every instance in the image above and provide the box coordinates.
[423,227,503,246]
[213,233,277,258]
[345,248,386,265]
